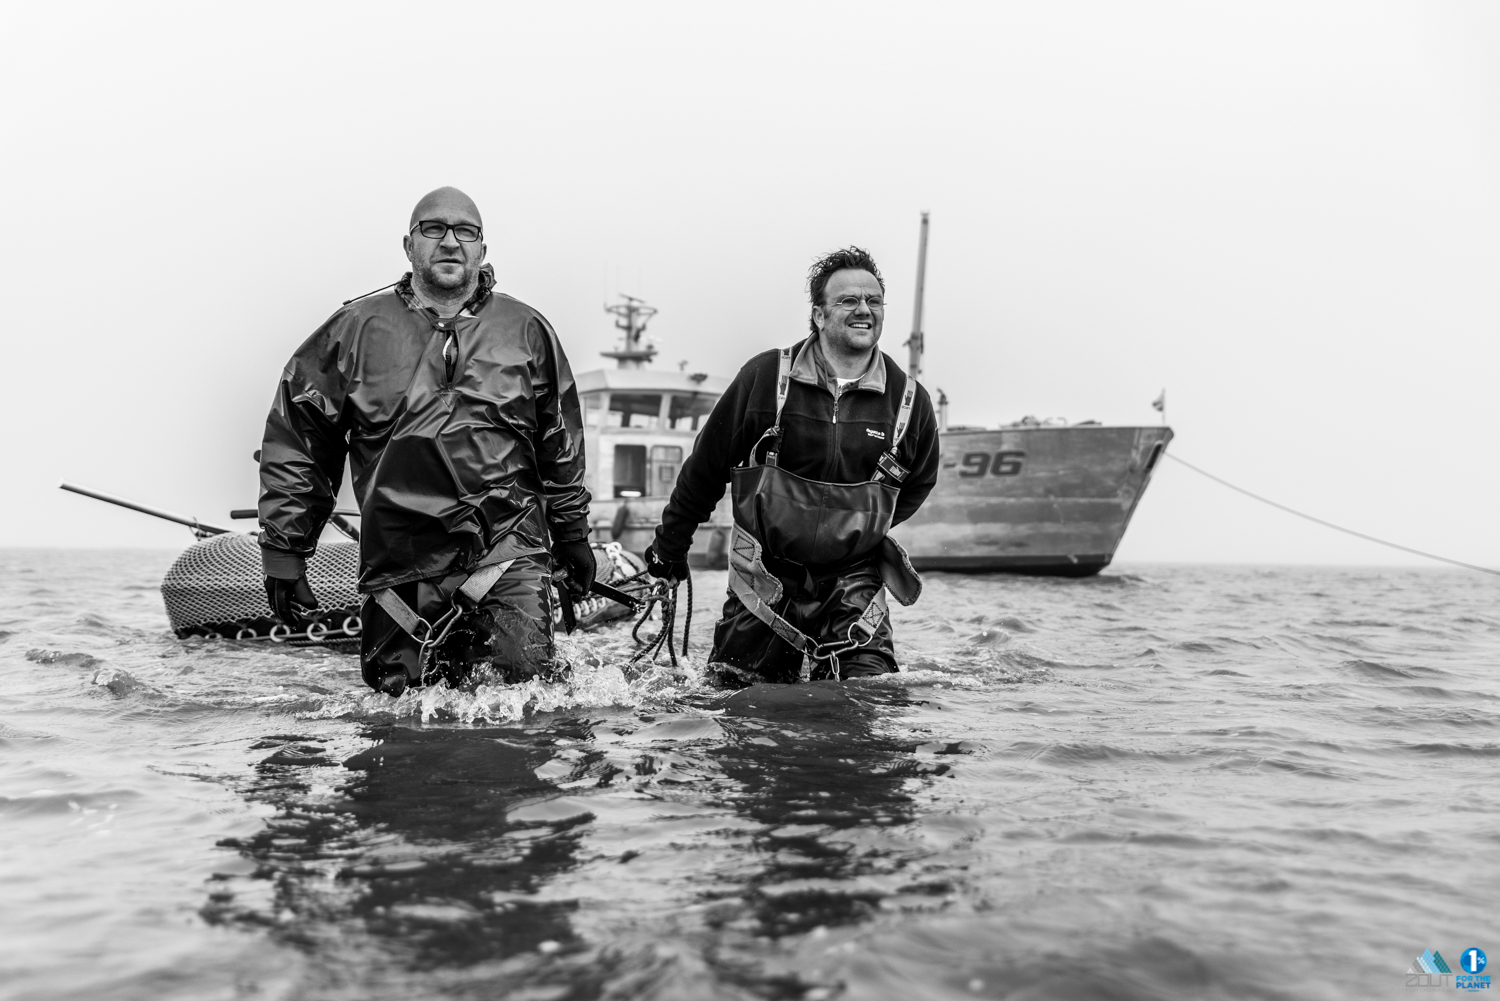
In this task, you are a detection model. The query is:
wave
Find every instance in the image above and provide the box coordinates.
[1400,743,1500,757]
[0,722,57,741]
[25,649,103,670]
[1334,659,1446,681]
[0,789,140,818]
[1010,741,1199,766]
[90,666,154,698]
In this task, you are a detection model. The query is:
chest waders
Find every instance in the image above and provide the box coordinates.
[365,558,516,687]
[727,345,921,680]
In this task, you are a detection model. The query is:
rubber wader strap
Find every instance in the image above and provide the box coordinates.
[759,345,796,468]
[775,345,793,422]
[871,378,917,485]
[729,526,784,606]
[892,379,916,448]
[458,558,515,605]
[371,587,430,642]
[727,525,889,663]
[728,556,812,656]
[369,558,517,643]
[850,587,889,643]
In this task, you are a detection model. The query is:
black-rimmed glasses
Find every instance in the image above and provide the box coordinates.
[410,220,482,243]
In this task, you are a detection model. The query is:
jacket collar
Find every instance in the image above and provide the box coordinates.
[788,332,887,395]
[396,264,495,317]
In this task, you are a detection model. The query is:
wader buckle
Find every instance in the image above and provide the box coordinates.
[414,606,467,684]
[407,617,435,646]
[368,558,517,687]
[750,424,783,468]
[847,615,879,645]
[812,619,877,661]
[806,585,889,679]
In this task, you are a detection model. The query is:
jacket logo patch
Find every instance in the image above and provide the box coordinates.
[865,428,886,439]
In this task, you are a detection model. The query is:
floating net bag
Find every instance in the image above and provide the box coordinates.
[160,533,362,647]
[159,533,644,650]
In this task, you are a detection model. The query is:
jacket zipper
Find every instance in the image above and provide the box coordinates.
[437,321,457,387]
[830,384,840,466]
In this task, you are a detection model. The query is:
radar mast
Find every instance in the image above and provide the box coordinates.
[601,294,658,369]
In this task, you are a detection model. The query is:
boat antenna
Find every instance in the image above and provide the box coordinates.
[601,294,658,369]
[906,212,930,381]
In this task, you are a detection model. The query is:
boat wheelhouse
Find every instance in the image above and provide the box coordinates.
[578,296,733,565]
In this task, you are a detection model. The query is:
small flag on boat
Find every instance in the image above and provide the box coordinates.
[1151,390,1165,412]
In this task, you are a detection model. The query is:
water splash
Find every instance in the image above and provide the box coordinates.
[304,630,717,725]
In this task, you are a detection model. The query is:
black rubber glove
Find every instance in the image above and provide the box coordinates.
[552,538,597,599]
[264,574,320,628]
[645,544,689,583]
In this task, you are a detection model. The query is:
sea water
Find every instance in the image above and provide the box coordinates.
[1,548,1497,1000]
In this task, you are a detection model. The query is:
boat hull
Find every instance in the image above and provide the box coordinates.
[891,425,1172,576]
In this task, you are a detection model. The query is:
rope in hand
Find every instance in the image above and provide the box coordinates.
[1165,452,1500,577]
[623,567,693,667]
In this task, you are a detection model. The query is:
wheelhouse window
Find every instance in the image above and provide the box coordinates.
[668,393,717,431]
[649,445,683,494]
[613,444,647,497]
[605,393,662,428]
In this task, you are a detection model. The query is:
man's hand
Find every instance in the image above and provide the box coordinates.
[552,539,596,599]
[645,544,689,583]
[264,574,321,628]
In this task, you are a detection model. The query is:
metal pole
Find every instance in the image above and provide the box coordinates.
[908,212,930,380]
[59,482,235,536]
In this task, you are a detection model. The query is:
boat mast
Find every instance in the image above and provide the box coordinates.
[601,294,658,369]
[907,212,929,381]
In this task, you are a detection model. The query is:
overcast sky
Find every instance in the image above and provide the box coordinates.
[3,1,1497,568]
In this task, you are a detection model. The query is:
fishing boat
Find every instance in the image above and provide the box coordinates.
[889,420,1171,575]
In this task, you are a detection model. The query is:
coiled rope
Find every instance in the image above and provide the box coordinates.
[1166,453,1500,577]
[619,568,694,667]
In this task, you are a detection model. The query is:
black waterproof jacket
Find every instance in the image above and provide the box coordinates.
[656,334,940,564]
[259,267,590,592]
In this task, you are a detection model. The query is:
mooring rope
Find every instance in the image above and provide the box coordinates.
[624,568,693,666]
[1165,453,1500,577]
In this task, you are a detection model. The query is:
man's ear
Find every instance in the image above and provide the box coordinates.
[477,241,488,264]
[402,234,414,263]
[812,307,825,332]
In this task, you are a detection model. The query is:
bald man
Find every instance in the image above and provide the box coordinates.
[257,187,595,695]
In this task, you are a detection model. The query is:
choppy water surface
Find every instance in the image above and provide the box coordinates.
[2,549,1497,1000]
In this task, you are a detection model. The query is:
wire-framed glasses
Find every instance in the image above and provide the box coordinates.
[828,294,886,310]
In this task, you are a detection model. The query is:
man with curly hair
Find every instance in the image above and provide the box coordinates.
[646,247,941,684]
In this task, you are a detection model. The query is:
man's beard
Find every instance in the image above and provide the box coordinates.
[419,261,472,291]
